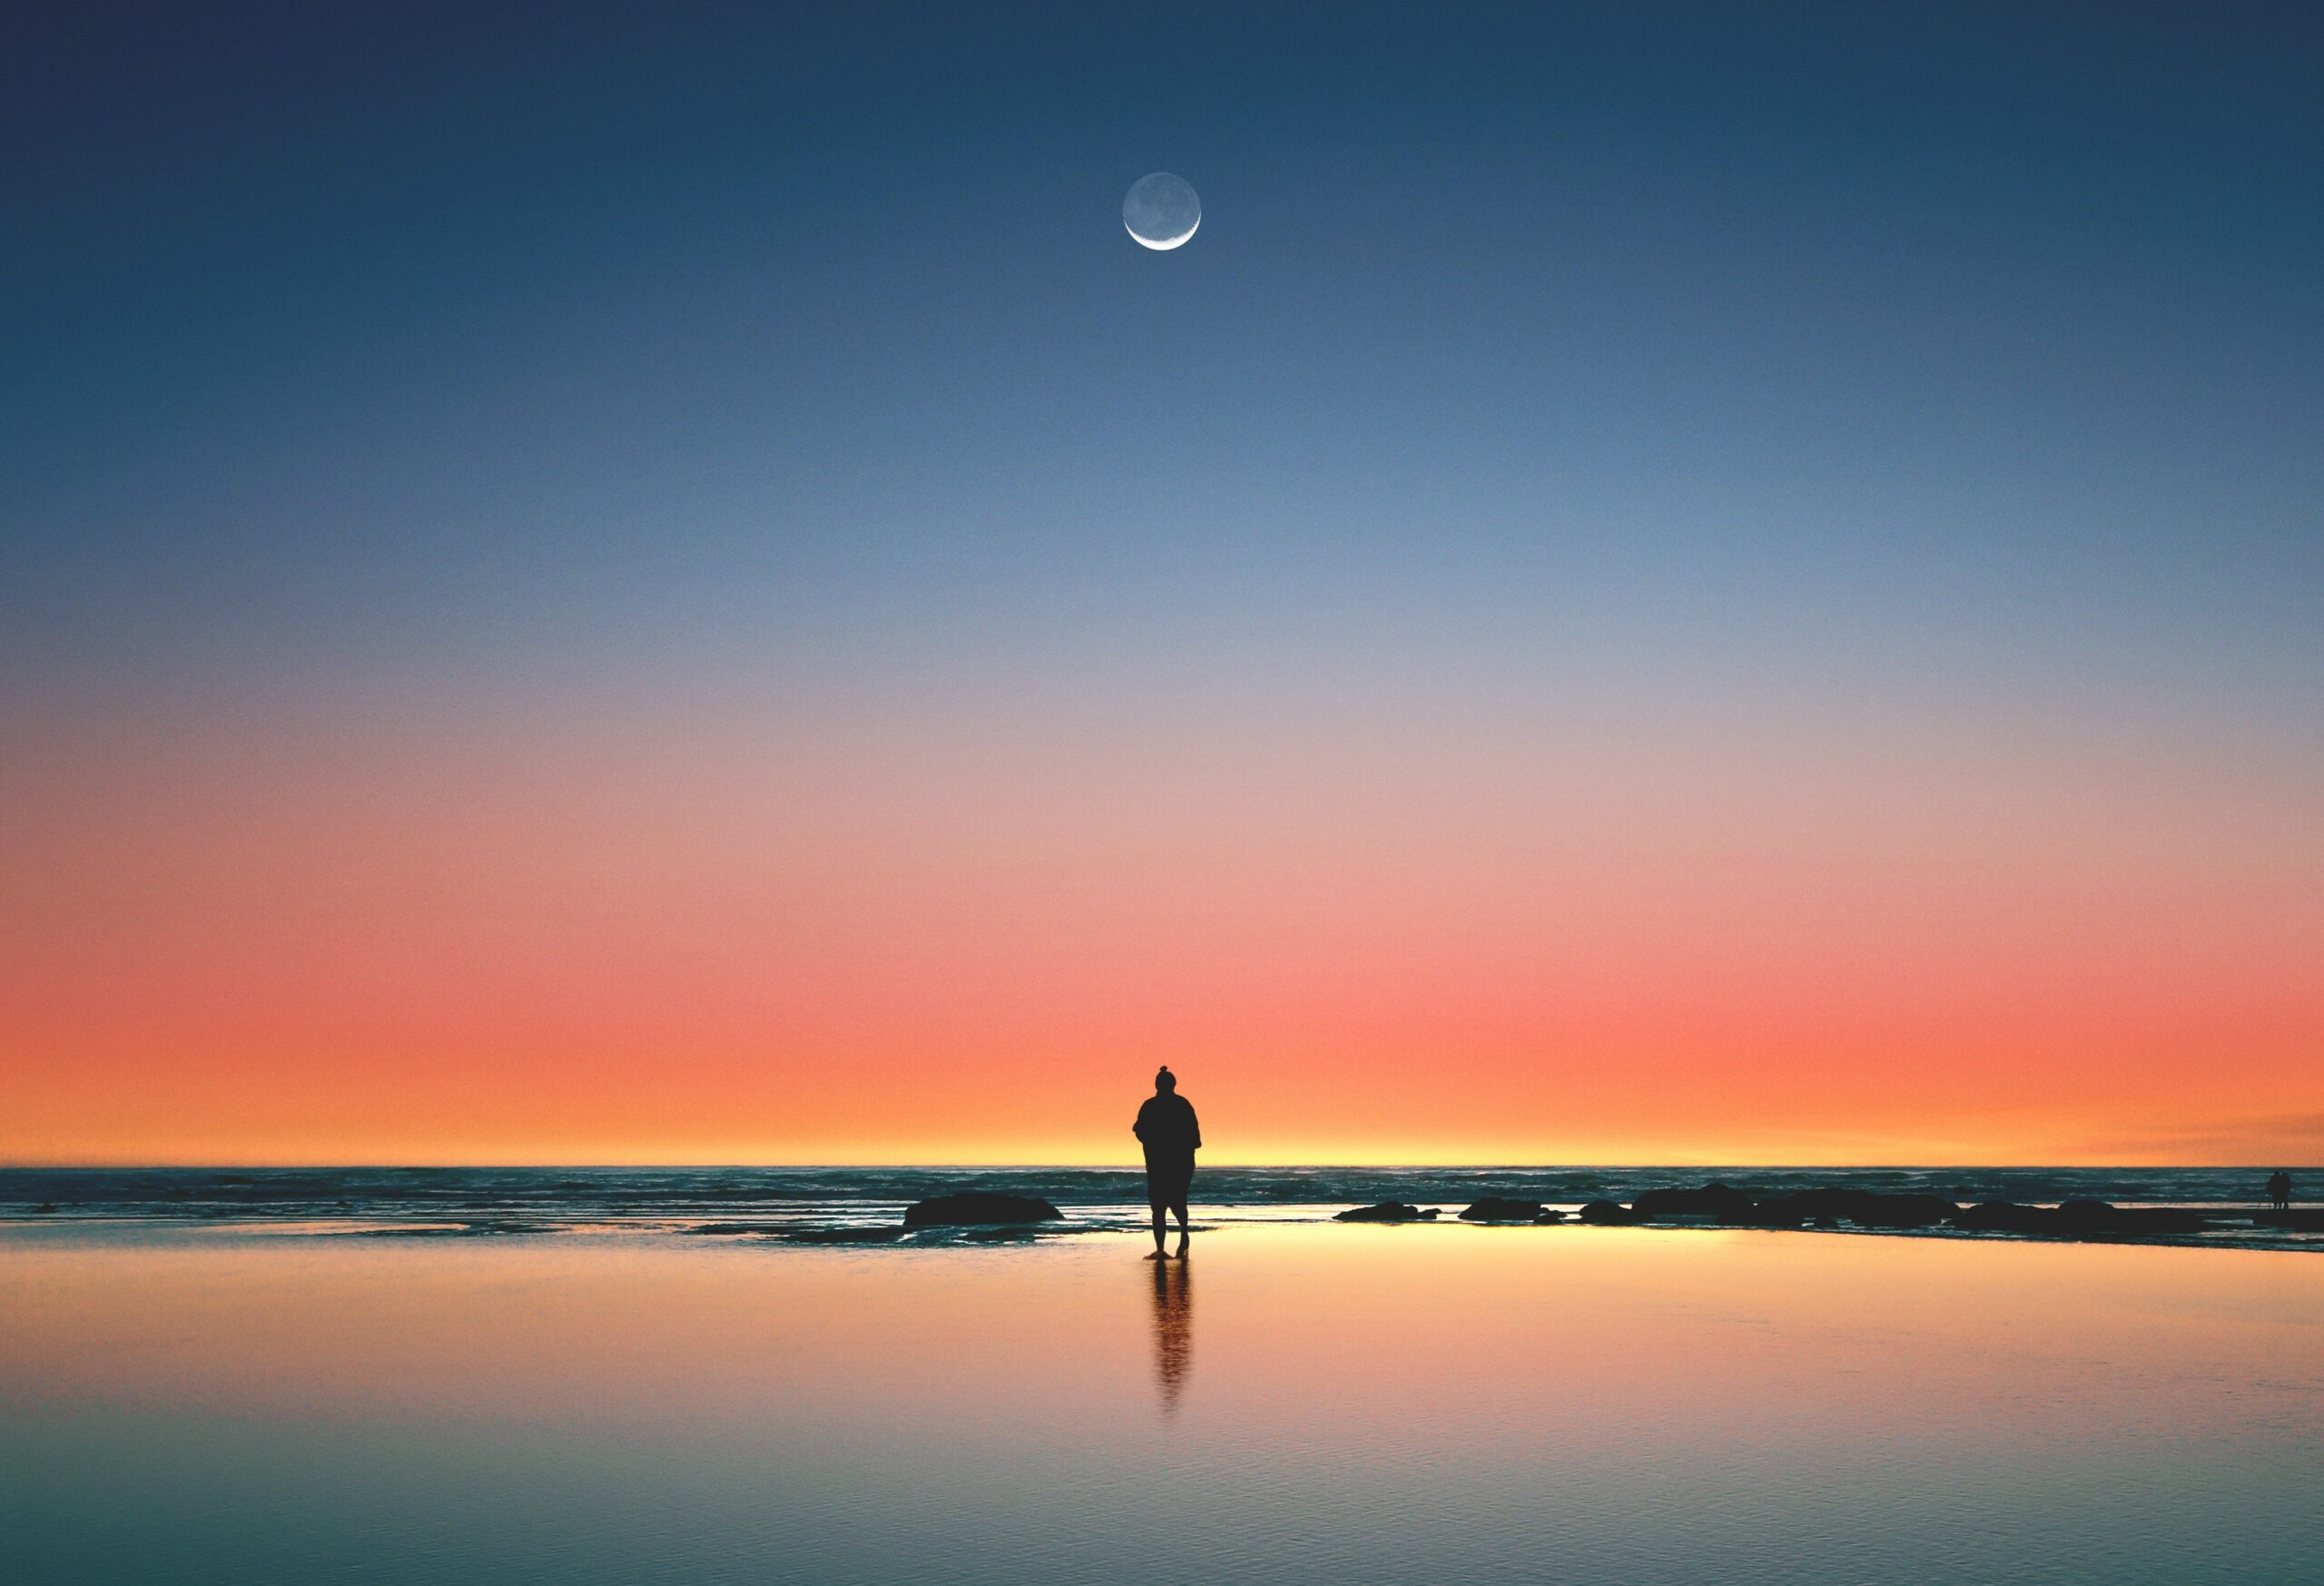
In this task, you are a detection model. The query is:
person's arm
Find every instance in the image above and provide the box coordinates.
[1133,1104,1147,1142]
[1188,1105,1202,1153]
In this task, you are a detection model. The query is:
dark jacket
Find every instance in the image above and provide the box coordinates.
[1133,1093,1202,1167]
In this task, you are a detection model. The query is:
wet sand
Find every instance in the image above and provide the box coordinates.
[3,1217,2318,1585]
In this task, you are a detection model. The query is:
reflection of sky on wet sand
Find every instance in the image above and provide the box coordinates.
[2,1225,2318,1583]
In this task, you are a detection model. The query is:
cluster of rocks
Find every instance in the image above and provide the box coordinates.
[891,1184,2286,1244]
[1336,1197,1566,1223]
[1335,1182,2243,1241]
[1954,1199,2208,1236]
[1337,1197,1561,1224]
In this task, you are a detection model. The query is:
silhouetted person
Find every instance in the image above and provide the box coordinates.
[1147,1253,1192,1414]
[1134,1065,1200,1259]
[2266,1170,2292,1211]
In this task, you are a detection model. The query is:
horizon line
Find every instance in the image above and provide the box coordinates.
[3,1159,2309,1173]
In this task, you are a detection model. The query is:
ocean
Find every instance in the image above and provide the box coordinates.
[0,1164,2308,1244]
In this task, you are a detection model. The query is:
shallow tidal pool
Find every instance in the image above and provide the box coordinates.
[2,1219,2318,1585]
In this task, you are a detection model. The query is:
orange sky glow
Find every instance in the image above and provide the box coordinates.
[5,683,2318,1167]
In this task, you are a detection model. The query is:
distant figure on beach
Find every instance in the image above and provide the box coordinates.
[2265,1170,2292,1210]
[1134,1066,1201,1260]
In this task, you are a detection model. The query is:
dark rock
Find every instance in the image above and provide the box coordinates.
[901,1192,1063,1228]
[1847,1193,1961,1229]
[2053,1200,2208,1236]
[2256,1209,2324,1232]
[1534,1207,1568,1223]
[1336,1201,1436,1223]
[1955,1199,2209,1238]
[2122,1207,2210,1235]
[1576,1199,1640,1225]
[30,1202,59,1215]
[1630,1182,1759,1222]
[1956,1200,2052,1234]
[1459,1197,1544,1223]
[2052,1197,2120,1233]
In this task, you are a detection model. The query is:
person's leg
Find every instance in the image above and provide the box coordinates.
[1149,1201,1167,1256]
[1171,1194,1190,1256]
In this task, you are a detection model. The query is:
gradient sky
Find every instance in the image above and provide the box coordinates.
[4,3,2319,1165]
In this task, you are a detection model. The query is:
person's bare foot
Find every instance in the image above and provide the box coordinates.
[1145,1249,1167,1260]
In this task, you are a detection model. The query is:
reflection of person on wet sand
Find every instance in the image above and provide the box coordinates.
[2266,1170,2292,1211]
[1134,1066,1201,1260]
[1148,1255,1192,1414]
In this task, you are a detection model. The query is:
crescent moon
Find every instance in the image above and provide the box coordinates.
[1123,172,1201,251]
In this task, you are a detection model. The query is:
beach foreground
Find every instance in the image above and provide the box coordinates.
[3,1217,2317,1585]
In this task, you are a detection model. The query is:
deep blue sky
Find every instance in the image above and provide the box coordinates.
[5,1,2318,714]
